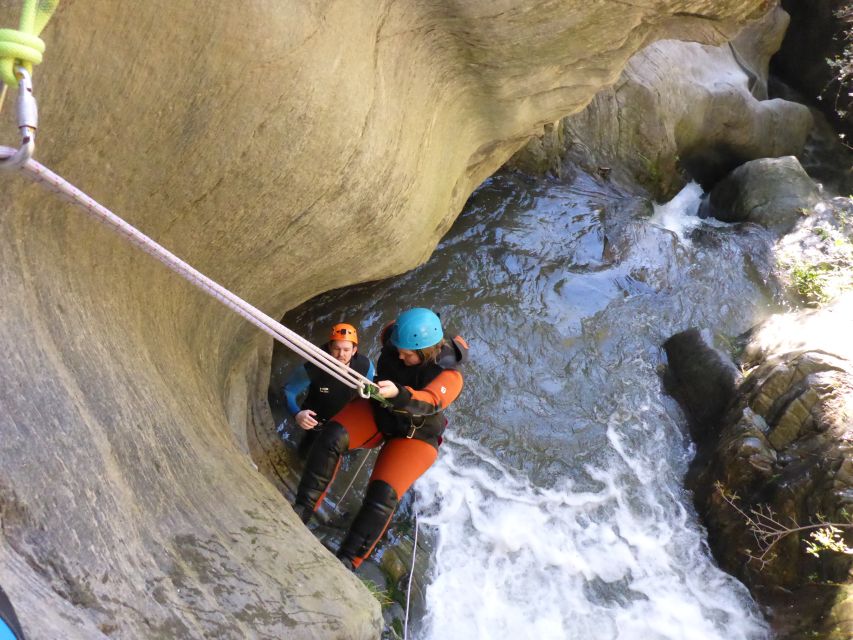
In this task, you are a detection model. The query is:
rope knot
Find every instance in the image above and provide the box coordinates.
[0,28,45,86]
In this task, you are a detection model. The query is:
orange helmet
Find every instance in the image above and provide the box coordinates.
[329,323,358,346]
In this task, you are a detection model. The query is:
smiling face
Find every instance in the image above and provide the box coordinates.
[397,348,422,366]
[329,339,356,365]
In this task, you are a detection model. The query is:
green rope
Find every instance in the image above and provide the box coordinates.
[0,0,59,86]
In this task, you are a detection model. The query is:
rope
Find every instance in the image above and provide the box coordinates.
[0,0,59,86]
[0,146,384,396]
[332,449,372,514]
[403,508,419,640]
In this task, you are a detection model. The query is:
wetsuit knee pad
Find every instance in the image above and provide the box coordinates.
[337,480,399,567]
[316,421,350,454]
[363,480,398,512]
[295,422,350,513]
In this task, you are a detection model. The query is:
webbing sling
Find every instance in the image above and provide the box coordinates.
[0,0,58,87]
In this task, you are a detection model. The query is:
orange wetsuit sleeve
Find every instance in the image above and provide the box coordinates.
[389,369,463,416]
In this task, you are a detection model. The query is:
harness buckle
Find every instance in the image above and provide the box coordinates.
[405,415,425,439]
[0,66,37,170]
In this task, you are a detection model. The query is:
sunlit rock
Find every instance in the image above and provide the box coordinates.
[513,6,813,197]
[666,295,853,639]
[699,156,821,234]
[773,196,853,306]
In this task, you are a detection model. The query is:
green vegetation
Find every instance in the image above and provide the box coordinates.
[805,525,853,558]
[784,199,853,305]
[637,152,665,195]
[360,578,395,610]
[715,482,853,569]
[826,6,852,132]
[790,262,833,304]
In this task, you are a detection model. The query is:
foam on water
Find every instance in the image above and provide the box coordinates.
[649,182,705,242]
[407,179,771,640]
[275,171,776,640]
[416,432,768,640]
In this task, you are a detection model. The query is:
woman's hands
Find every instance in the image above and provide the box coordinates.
[376,380,399,399]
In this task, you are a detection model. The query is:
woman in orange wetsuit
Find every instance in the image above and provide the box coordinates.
[294,307,468,570]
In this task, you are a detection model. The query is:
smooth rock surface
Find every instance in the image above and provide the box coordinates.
[0,0,777,637]
[513,5,814,196]
[700,156,821,234]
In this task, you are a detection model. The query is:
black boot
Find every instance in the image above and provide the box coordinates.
[294,422,349,516]
[337,480,398,569]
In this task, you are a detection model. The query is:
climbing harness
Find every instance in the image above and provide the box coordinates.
[0,2,392,406]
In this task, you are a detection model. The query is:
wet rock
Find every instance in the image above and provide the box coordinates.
[506,121,571,179]
[382,602,406,640]
[699,156,821,234]
[662,328,742,442]
[667,296,853,639]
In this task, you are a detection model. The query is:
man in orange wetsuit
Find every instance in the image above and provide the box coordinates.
[293,307,468,570]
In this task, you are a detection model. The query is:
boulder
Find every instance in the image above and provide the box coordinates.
[0,0,780,636]
[699,156,821,234]
[662,328,742,443]
[666,295,853,639]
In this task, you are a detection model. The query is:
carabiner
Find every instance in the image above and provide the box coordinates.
[0,66,37,170]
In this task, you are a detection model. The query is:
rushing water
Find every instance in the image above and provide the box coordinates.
[272,168,779,639]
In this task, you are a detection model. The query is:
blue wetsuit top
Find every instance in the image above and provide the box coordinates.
[0,620,19,640]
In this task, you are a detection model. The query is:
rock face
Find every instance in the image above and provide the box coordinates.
[663,328,742,442]
[773,196,853,306]
[664,297,853,639]
[512,5,814,197]
[699,156,822,234]
[0,1,779,637]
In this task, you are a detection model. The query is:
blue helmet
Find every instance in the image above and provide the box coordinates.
[390,308,443,350]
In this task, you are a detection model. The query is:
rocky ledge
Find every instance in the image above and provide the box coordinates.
[664,290,853,638]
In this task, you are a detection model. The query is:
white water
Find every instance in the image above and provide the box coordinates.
[649,181,705,242]
[275,174,776,640]
[416,428,767,640]
[410,181,770,640]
